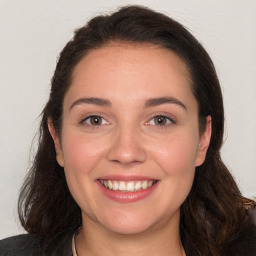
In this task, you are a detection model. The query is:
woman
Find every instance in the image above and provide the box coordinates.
[0,5,255,256]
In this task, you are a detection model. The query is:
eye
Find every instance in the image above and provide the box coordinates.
[147,115,175,126]
[82,115,109,126]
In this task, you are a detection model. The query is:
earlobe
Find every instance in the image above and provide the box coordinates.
[195,116,212,167]
[48,119,65,167]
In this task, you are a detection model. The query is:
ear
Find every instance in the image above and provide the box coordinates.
[195,115,212,167]
[48,119,64,167]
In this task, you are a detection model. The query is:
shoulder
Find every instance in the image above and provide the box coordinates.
[223,224,256,256]
[0,233,44,256]
[0,230,74,256]
[248,207,256,225]
[42,229,73,255]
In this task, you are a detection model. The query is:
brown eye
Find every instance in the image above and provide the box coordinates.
[154,116,168,126]
[147,115,174,126]
[90,116,102,125]
[83,115,109,126]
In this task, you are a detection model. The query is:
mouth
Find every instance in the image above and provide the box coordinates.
[98,179,158,192]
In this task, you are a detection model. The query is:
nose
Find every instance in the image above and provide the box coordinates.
[107,126,147,165]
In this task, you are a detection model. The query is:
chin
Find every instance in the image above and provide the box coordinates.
[99,211,168,236]
[105,222,153,236]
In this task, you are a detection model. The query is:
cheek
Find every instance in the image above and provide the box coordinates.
[150,132,198,194]
[61,130,107,178]
[152,132,199,171]
[60,131,109,214]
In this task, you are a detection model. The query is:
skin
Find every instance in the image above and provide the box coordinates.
[49,43,211,256]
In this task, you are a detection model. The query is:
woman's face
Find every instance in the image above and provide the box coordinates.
[50,43,211,235]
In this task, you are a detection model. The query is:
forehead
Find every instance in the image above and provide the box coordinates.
[66,43,194,106]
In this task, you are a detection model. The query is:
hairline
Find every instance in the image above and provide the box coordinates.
[55,40,205,137]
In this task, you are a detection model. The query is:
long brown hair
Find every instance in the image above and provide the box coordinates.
[18,5,255,255]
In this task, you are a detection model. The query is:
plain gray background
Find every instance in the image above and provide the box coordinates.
[0,0,255,239]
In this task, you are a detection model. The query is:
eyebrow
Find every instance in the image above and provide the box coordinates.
[144,97,187,110]
[69,96,187,111]
[69,97,111,111]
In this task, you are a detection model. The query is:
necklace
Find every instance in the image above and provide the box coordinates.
[71,228,186,256]
[72,228,80,256]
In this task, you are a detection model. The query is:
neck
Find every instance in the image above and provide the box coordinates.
[76,215,185,256]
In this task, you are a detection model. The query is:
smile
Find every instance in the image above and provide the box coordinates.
[99,179,158,192]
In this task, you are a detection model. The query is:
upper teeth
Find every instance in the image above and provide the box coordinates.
[100,180,156,192]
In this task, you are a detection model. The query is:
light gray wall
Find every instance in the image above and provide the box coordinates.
[0,0,255,239]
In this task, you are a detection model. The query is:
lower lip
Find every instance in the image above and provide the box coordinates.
[97,181,159,203]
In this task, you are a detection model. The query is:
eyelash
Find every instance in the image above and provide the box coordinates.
[146,114,176,127]
[80,115,109,126]
[80,113,176,128]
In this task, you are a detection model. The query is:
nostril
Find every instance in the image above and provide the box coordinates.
[107,141,147,164]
